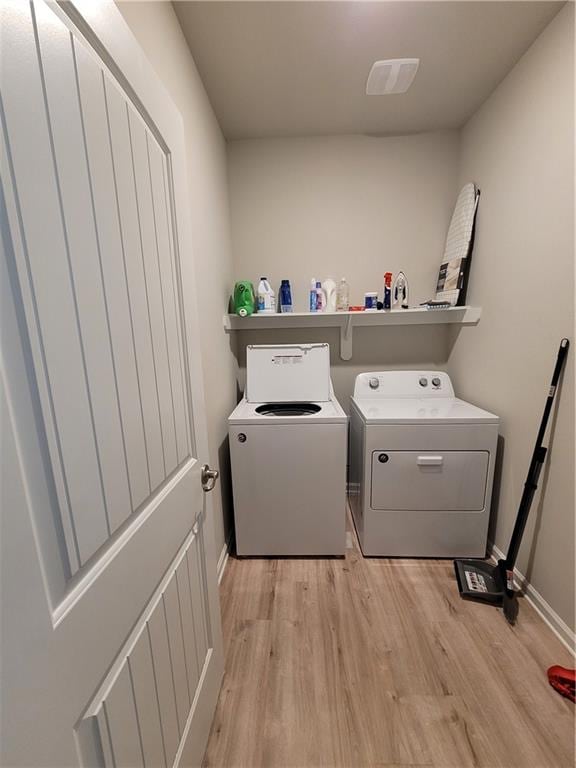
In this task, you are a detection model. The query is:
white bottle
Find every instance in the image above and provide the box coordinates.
[336,278,350,312]
[257,277,276,314]
[323,278,337,312]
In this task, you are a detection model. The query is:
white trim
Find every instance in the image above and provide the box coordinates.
[217,536,231,585]
[490,542,575,655]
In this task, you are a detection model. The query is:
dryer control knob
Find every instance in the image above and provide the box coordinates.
[432,377,441,388]
[419,377,428,387]
[369,377,380,390]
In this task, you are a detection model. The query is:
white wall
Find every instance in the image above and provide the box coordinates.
[117,1,237,557]
[448,4,574,633]
[228,132,459,310]
[228,132,460,406]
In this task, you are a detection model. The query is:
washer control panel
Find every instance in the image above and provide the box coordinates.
[353,371,454,399]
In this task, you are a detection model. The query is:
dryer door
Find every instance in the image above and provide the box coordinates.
[371,450,489,511]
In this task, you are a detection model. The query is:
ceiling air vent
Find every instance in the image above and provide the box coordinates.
[366,58,420,95]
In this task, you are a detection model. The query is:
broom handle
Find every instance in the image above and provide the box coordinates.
[504,338,570,571]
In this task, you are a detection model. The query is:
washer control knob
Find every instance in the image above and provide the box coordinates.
[419,377,428,387]
[368,377,380,390]
[378,453,389,463]
[432,377,441,388]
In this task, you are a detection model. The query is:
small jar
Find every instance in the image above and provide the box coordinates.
[364,291,378,311]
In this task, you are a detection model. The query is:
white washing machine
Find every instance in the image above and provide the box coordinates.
[349,371,499,558]
[229,343,348,556]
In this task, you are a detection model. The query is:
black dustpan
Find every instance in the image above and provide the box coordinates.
[454,339,569,624]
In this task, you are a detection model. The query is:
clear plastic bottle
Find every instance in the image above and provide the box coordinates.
[336,277,350,312]
[257,277,276,314]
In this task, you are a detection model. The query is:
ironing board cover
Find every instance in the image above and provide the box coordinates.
[435,182,480,306]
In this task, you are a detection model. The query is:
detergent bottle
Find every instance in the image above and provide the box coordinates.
[257,277,276,314]
[233,281,256,317]
[279,279,293,313]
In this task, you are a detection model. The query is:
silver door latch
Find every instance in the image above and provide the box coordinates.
[201,464,219,492]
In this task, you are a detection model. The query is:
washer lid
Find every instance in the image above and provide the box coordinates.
[352,397,499,424]
[246,343,331,403]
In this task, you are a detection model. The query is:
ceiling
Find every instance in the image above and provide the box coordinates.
[173,1,564,140]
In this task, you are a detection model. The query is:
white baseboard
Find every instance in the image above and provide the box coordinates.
[490,542,575,654]
[216,536,231,585]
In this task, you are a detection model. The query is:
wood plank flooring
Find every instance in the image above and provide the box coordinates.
[203,517,575,767]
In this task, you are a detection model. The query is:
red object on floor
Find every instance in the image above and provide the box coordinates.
[547,666,576,703]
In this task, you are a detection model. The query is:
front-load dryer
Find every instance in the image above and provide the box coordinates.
[229,343,347,556]
[349,371,499,557]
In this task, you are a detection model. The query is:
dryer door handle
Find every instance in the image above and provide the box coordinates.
[417,455,444,466]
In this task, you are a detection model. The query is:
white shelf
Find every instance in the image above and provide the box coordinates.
[223,306,481,360]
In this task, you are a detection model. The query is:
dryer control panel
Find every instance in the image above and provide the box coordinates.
[353,371,454,399]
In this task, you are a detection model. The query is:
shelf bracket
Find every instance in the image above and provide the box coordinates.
[340,315,353,361]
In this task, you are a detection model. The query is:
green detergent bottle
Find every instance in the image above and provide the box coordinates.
[233,281,256,317]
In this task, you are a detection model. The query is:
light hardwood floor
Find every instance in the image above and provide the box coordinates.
[203,518,575,768]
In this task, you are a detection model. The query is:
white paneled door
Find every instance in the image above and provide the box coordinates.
[0,1,223,765]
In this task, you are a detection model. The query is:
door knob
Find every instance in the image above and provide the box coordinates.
[201,464,219,492]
